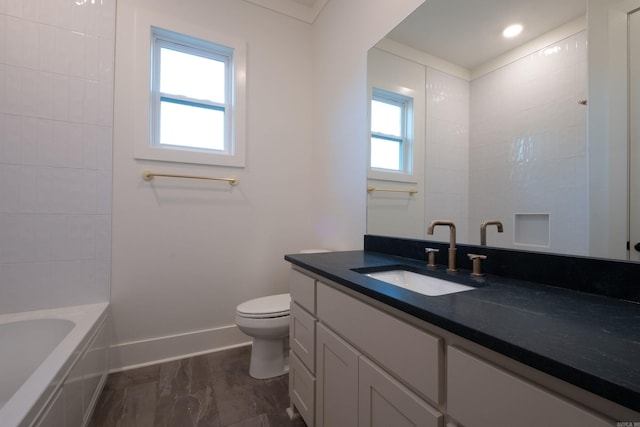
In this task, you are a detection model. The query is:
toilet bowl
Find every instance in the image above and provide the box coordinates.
[235,293,291,379]
[236,249,330,379]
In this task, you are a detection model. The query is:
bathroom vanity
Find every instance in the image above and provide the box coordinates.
[285,238,640,427]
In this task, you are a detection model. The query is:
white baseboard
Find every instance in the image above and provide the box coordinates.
[108,324,251,372]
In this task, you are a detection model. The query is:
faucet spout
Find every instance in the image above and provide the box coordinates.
[427,220,457,272]
[480,220,504,246]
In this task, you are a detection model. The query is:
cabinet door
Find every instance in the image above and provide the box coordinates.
[359,356,443,427]
[317,282,442,404]
[316,323,360,427]
[447,346,612,427]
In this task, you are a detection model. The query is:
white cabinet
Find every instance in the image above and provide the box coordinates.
[289,267,621,427]
[290,269,316,313]
[359,356,443,427]
[447,346,611,427]
[290,268,443,427]
[316,323,360,427]
[317,281,442,405]
[289,269,318,426]
[290,301,316,373]
[289,351,315,426]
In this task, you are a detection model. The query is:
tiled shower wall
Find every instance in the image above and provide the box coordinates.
[0,0,115,313]
[425,68,470,243]
[469,31,588,255]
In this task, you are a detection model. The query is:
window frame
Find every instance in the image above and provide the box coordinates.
[369,88,416,182]
[133,26,246,167]
[151,33,232,152]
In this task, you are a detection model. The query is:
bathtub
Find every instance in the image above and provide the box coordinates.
[0,302,110,427]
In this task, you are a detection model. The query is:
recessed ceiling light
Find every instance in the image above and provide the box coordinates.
[503,24,523,38]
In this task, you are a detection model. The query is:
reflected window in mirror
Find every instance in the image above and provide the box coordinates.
[370,88,414,176]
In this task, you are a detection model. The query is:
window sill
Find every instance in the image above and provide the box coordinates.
[134,145,245,167]
[368,169,417,184]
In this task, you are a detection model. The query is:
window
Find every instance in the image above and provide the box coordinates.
[154,43,228,151]
[135,27,246,167]
[370,89,413,178]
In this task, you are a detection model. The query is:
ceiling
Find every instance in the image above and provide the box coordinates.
[243,0,327,23]
[386,0,586,70]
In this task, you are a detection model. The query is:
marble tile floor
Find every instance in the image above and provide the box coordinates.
[89,345,307,427]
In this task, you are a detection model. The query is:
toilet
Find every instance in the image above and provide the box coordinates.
[235,293,292,379]
[236,249,330,379]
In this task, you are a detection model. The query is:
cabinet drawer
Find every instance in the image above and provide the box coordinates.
[289,351,315,427]
[290,269,316,313]
[447,346,612,427]
[290,302,316,373]
[317,282,442,405]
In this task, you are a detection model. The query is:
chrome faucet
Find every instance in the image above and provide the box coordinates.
[480,220,503,246]
[427,220,457,272]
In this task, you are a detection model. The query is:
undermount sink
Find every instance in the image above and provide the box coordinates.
[365,269,475,296]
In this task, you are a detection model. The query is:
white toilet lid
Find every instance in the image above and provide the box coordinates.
[237,293,291,318]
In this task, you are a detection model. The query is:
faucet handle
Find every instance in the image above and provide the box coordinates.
[425,248,439,268]
[467,253,487,277]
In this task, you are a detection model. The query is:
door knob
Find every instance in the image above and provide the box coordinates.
[634,242,640,252]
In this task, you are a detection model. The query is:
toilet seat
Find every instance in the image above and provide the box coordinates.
[236,293,291,319]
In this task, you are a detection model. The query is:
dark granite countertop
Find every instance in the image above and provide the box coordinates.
[284,250,640,412]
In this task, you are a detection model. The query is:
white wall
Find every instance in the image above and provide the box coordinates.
[0,0,114,314]
[111,0,320,369]
[469,31,588,254]
[310,0,426,250]
[0,0,427,367]
[108,0,425,369]
[425,68,470,243]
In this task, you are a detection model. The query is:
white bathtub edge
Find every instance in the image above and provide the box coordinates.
[109,324,251,372]
[1,302,110,427]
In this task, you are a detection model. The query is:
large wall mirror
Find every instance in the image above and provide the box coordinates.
[366,0,640,261]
